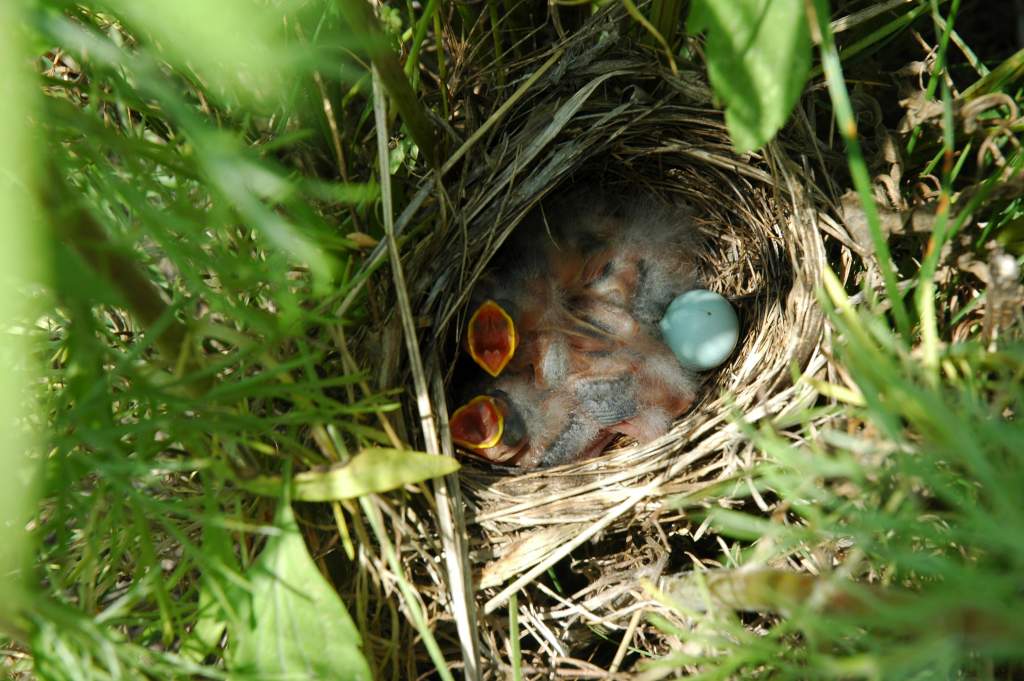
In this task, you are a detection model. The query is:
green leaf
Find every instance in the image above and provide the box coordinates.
[687,0,811,152]
[231,499,372,680]
[242,448,460,501]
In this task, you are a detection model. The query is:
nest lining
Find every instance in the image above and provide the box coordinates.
[367,4,848,673]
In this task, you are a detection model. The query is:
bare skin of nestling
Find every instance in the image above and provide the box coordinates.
[450,193,703,468]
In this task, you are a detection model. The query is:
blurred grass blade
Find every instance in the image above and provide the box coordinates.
[182,490,248,662]
[0,1,44,638]
[242,447,460,501]
[687,0,811,152]
[660,568,873,615]
[100,0,303,104]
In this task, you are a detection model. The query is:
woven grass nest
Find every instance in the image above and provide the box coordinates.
[367,4,851,675]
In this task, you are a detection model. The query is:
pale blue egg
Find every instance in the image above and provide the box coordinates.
[659,289,739,370]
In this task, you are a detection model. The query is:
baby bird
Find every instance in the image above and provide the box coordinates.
[450,370,622,467]
[453,324,700,466]
[455,334,698,467]
[464,204,628,382]
[449,390,529,464]
[453,192,704,468]
[464,235,577,379]
[606,329,698,442]
[580,201,702,325]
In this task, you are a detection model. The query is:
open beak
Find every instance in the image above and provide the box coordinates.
[467,299,517,377]
[450,395,504,450]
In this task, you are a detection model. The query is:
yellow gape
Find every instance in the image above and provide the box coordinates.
[467,299,517,377]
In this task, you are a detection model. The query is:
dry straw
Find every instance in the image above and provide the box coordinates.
[359,4,860,676]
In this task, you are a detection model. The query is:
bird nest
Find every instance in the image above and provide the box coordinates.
[366,5,847,675]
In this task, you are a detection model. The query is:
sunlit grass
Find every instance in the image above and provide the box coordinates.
[5,2,408,678]
[658,265,1024,677]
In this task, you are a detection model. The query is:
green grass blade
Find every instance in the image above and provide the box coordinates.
[810,0,912,338]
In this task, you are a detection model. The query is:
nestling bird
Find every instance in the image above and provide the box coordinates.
[579,200,702,324]
[451,192,704,468]
[449,373,617,467]
[455,328,698,467]
[464,220,593,382]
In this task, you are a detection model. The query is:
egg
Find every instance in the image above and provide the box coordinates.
[659,289,739,370]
